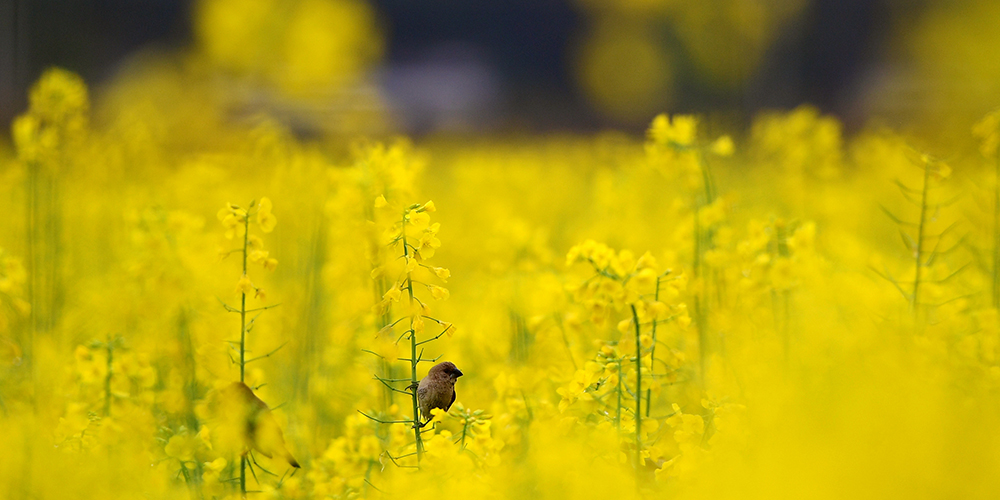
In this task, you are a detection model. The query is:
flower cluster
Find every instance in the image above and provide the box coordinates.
[371,199,450,318]
[218,198,278,299]
[12,68,89,167]
[645,113,733,191]
[566,240,688,328]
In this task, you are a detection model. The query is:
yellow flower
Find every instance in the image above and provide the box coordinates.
[12,115,41,163]
[640,334,653,349]
[648,114,698,147]
[441,322,455,337]
[372,299,390,317]
[249,250,269,263]
[219,203,246,239]
[197,426,213,450]
[257,197,276,232]
[429,285,450,300]
[711,135,734,157]
[698,198,727,226]
[677,311,692,329]
[408,210,430,229]
[374,195,388,208]
[217,204,233,221]
[633,268,657,290]
[430,407,448,424]
[647,301,668,319]
[205,457,226,472]
[236,274,253,294]
[617,318,633,334]
[404,257,418,273]
[383,286,401,302]
[165,432,200,462]
[247,235,264,250]
[433,267,451,281]
[28,67,89,125]
[636,251,658,271]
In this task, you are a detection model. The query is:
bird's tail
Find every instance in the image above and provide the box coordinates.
[285,450,301,468]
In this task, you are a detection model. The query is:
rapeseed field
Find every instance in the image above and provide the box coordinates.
[3,1,1000,499]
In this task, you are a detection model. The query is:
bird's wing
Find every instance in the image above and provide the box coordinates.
[446,388,456,411]
[417,383,430,419]
[254,411,301,468]
[253,411,285,459]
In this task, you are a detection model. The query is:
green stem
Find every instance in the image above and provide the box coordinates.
[401,210,424,462]
[615,358,622,431]
[694,149,715,384]
[48,173,62,333]
[240,213,249,382]
[239,210,249,498]
[699,149,716,205]
[772,223,791,364]
[25,160,39,411]
[647,279,661,418]
[178,308,200,430]
[630,304,642,469]
[104,335,113,417]
[693,203,708,384]
[460,418,468,449]
[912,159,931,315]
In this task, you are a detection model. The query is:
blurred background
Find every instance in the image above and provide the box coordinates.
[1,0,999,141]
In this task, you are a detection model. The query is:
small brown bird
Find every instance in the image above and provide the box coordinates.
[416,361,464,425]
[215,382,300,468]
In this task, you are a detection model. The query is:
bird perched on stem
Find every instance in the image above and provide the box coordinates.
[414,361,463,426]
[212,382,300,468]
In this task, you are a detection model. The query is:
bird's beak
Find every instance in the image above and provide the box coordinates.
[455,369,464,377]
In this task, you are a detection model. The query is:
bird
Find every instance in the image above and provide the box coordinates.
[415,361,464,426]
[214,382,300,468]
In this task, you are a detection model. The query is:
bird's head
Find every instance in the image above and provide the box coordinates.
[430,361,464,380]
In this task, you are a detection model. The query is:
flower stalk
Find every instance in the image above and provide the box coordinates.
[400,209,425,460]
[362,199,452,468]
[217,198,279,498]
[630,304,642,469]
